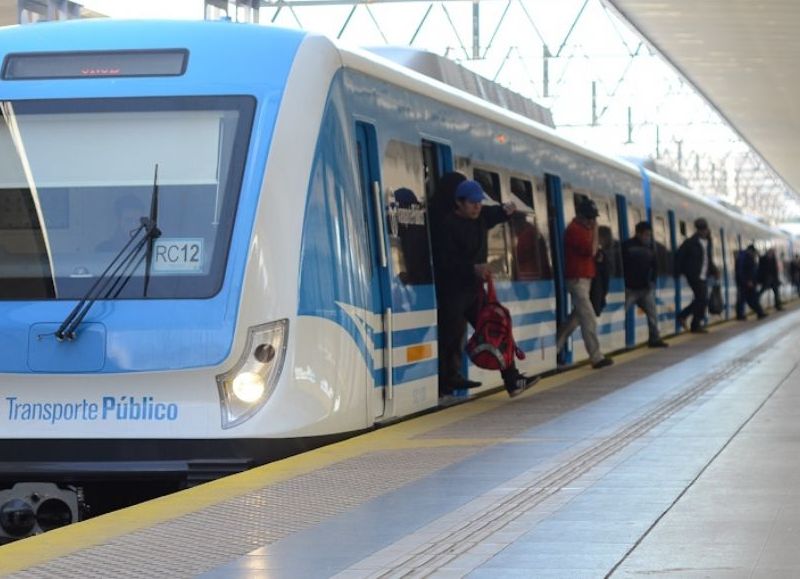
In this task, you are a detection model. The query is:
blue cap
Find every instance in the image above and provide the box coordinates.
[455,180,485,203]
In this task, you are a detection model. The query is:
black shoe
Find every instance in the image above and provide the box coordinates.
[591,357,614,369]
[456,379,482,389]
[736,316,747,321]
[690,327,708,334]
[678,316,689,331]
[506,374,540,398]
[757,313,768,319]
[648,340,669,348]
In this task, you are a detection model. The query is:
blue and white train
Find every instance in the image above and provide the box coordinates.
[0,19,792,537]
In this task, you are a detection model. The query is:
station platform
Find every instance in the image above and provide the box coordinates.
[2,308,800,578]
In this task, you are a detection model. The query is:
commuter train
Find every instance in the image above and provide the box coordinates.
[0,19,792,538]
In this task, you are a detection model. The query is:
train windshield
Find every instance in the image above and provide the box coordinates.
[0,96,254,300]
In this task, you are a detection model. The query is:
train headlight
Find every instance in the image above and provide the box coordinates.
[217,319,288,429]
[0,499,35,538]
[232,372,265,403]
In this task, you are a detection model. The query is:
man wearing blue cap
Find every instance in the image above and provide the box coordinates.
[434,178,540,398]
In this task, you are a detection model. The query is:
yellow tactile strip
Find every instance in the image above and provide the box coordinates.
[0,307,790,577]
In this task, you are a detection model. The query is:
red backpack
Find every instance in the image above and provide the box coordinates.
[466,277,525,370]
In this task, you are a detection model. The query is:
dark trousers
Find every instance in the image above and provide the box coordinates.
[437,288,517,395]
[679,279,707,330]
[736,284,765,318]
[758,284,782,310]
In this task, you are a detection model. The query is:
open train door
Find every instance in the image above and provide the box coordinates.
[355,121,391,419]
[545,173,568,364]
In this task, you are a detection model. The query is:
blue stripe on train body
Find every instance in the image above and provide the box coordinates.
[0,21,306,373]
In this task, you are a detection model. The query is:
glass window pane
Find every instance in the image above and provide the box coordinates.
[0,97,254,300]
[383,140,432,286]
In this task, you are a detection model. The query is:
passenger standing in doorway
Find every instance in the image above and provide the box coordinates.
[735,244,767,320]
[434,179,540,398]
[757,247,783,311]
[555,198,613,369]
[676,218,718,333]
[621,221,668,348]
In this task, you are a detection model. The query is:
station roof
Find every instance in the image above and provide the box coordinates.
[606,0,800,194]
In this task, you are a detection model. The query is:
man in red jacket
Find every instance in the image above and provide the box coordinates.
[555,198,613,369]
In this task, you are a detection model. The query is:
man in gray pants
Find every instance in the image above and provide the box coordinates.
[621,221,669,348]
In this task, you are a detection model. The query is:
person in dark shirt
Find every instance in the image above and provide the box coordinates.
[735,244,766,319]
[757,247,783,311]
[434,179,539,398]
[675,218,717,333]
[621,221,668,347]
[791,254,800,297]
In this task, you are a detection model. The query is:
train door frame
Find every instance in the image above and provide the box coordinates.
[422,139,453,202]
[354,121,391,419]
[719,227,730,320]
[545,174,568,364]
[668,210,680,334]
[616,194,635,348]
[420,138,454,397]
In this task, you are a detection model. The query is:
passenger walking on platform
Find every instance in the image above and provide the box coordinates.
[555,198,613,369]
[757,247,783,311]
[791,255,800,297]
[735,244,767,320]
[621,221,668,348]
[675,218,717,333]
[434,179,540,398]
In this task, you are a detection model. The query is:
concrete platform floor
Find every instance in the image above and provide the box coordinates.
[4,309,800,579]
[205,311,800,579]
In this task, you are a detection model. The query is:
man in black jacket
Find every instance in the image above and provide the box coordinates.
[676,218,717,333]
[434,179,538,398]
[757,247,783,310]
[735,244,766,320]
[621,222,668,347]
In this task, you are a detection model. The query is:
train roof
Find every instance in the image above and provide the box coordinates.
[333,39,780,235]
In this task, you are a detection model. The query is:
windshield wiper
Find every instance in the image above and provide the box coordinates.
[55,165,161,342]
[143,164,160,297]
[103,165,161,300]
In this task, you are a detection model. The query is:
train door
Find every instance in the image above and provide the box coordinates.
[355,122,391,419]
[719,227,730,320]
[545,174,568,364]
[512,176,557,375]
[593,195,625,353]
[378,138,442,413]
[616,194,635,348]
[653,213,674,338]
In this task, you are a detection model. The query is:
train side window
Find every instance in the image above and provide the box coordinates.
[510,177,534,209]
[593,196,623,278]
[421,140,442,203]
[711,227,724,275]
[473,167,510,278]
[473,168,501,203]
[629,204,643,238]
[509,176,551,280]
[382,140,432,285]
[679,220,687,239]
[653,215,671,276]
[572,191,589,216]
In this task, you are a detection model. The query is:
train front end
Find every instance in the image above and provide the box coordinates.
[0,20,312,539]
